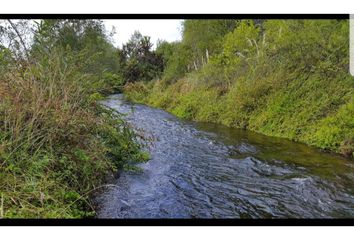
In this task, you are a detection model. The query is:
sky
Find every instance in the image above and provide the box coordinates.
[104,20,183,48]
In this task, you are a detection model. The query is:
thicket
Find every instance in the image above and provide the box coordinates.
[0,20,148,218]
[120,31,164,82]
[125,19,354,158]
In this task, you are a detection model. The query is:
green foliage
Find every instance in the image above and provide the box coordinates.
[306,98,354,156]
[0,47,13,73]
[31,19,123,93]
[156,40,176,65]
[183,20,239,64]
[124,81,150,103]
[0,20,147,218]
[101,72,125,93]
[156,20,239,83]
[161,43,192,82]
[125,19,354,158]
[120,31,164,82]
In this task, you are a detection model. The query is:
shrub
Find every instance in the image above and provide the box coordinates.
[0,51,145,218]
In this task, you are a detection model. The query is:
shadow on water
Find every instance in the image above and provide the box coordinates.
[195,122,354,191]
[96,94,354,219]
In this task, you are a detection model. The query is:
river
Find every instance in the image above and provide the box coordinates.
[96,94,354,218]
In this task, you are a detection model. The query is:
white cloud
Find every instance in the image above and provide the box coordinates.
[104,20,183,48]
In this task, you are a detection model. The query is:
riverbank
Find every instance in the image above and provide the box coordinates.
[124,20,353,158]
[124,76,353,159]
[0,20,148,218]
[0,57,149,218]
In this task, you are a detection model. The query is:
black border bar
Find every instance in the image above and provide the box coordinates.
[1,218,354,226]
[0,14,350,19]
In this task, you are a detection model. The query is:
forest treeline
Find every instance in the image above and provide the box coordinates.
[0,20,150,218]
[124,19,354,158]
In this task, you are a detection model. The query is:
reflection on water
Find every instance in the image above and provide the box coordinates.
[196,122,354,192]
[97,94,354,218]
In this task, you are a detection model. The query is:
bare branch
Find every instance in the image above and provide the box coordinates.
[7,19,30,61]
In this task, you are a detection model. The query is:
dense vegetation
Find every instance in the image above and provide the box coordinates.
[0,20,149,218]
[124,19,354,158]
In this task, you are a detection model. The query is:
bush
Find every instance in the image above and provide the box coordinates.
[0,51,145,218]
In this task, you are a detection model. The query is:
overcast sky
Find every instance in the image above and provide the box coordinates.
[104,20,183,48]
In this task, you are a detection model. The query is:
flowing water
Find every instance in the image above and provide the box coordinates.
[97,94,354,218]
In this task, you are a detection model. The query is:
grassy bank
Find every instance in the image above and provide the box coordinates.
[0,20,148,218]
[0,52,148,218]
[124,20,354,158]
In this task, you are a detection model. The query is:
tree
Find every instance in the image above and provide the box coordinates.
[18,19,124,93]
[182,20,239,69]
[121,31,163,82]
[0,20,33,65]
[158,42,192,82]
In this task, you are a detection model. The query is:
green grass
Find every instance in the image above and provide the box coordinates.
[125,74,353,158]
[124,20,354,158]
[0,51,148,218]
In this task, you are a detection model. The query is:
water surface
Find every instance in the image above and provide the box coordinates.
[97,94,354,218]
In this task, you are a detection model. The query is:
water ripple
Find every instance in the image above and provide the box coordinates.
[96,94,354,219]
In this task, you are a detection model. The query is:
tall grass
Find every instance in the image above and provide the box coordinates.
[0,50,147,218]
